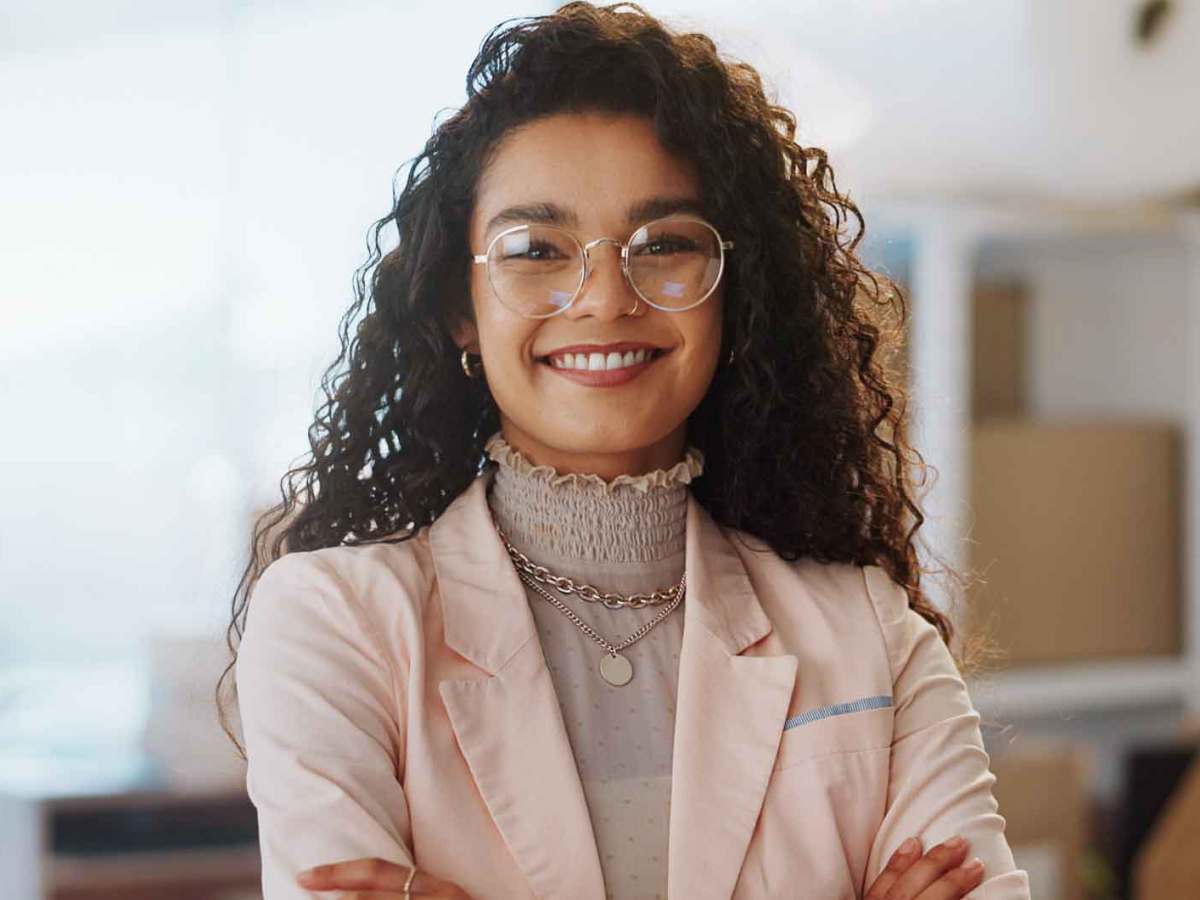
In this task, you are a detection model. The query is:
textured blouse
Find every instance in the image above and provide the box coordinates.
[482,430,705,900]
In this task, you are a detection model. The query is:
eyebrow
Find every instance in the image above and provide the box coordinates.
[482,195,708,238]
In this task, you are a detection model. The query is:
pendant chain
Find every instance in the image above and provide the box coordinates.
[493,521,686,685]
[494,522,684,610]
[513,565,686,659]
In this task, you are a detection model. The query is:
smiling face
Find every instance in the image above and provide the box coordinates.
[452,112,724,480]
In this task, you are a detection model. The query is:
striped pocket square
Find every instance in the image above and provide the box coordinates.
[783,694,893,731]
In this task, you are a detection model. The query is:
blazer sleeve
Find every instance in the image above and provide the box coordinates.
[236,550,414,898]
[859,565,1030,899]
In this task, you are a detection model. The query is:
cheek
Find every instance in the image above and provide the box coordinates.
[474,312,538,390]
[685,301,724,367]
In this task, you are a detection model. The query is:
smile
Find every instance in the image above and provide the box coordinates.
[547,347,665,370]
[538,348,669,387]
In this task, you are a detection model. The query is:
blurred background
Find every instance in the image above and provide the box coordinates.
[1,1,1198,898]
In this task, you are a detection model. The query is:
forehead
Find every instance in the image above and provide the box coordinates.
[471,112,701,238]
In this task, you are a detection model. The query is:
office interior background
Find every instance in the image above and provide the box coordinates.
[1,1,1198,898]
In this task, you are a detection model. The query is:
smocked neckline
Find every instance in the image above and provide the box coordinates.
[483,429,697,563]
[483,431,704,494]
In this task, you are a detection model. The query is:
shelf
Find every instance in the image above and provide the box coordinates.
[967,657,1192,719]
[51,846,260,890]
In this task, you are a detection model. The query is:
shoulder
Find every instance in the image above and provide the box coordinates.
[719,527,882,656]
[722,528,879,627]
[720,527,926,676]
[258,529,436,603]
[856,562,952,687]
[247,531,438,658]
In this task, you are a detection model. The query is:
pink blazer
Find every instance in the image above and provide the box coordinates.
[236,470,1031,899]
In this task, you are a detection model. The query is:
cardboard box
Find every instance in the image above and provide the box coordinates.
[990,743,1091,900]
[972,281,1028,419]
[967,421,1182,664]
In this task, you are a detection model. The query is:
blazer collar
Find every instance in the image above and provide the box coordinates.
[430,469,798,899]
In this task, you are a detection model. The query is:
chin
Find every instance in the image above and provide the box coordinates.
[551,430,651,456]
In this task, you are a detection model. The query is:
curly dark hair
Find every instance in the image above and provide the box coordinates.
[216,1,986,760]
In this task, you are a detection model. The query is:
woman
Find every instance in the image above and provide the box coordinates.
[218,3,1030,898]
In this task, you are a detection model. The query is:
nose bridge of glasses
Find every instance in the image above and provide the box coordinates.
[566,235,635,315]
[582,235,626,261]
[579,235,629,282]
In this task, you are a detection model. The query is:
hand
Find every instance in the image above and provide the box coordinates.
[296,857,474,898]
[864,835,986,899]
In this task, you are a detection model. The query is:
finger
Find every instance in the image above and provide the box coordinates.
[339,891,470,900]
[915,856,986,900]
[864,836,923,899]
[295,857,430,894]
[881,835,971,898]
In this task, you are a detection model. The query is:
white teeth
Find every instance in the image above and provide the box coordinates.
[548,348,657,371]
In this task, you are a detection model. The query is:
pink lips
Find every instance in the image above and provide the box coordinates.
[541,349,666,387]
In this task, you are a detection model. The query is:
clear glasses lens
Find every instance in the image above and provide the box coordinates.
[627,217,722,309]
[486,216,724,318]
[487,227,584,318]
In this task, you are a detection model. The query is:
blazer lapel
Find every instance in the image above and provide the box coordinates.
[667,495,799,900]
[430,471,606,900]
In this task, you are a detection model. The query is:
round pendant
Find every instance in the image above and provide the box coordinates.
[599,651,633,686]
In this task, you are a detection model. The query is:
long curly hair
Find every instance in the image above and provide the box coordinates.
[216,1,986,759]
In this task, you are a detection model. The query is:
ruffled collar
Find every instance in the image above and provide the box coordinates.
[482,430,703,564]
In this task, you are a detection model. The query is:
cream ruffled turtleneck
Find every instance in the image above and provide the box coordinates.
[482,430,704,900]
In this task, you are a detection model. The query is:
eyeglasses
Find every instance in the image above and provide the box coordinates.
[470,214,734,319]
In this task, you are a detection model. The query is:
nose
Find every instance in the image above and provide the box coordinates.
[564,238,642,320]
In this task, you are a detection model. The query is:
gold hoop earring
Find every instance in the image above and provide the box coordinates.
[460,348,483,379]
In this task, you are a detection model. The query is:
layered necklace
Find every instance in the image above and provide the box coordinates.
[494,522,685,687]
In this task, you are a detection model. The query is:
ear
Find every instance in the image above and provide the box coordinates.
[448,314,479,352]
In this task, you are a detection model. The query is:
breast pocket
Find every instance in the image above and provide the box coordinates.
[772,695,894,771]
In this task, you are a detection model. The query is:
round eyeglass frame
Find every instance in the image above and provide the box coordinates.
[470,214,735,319]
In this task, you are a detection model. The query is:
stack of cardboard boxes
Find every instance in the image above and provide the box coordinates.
[963,281,1181,665]
[883,277,1186,900]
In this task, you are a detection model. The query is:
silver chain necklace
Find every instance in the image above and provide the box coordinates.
[494,523,686,686]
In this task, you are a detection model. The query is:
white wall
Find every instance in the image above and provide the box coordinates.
[0,0,545,758]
